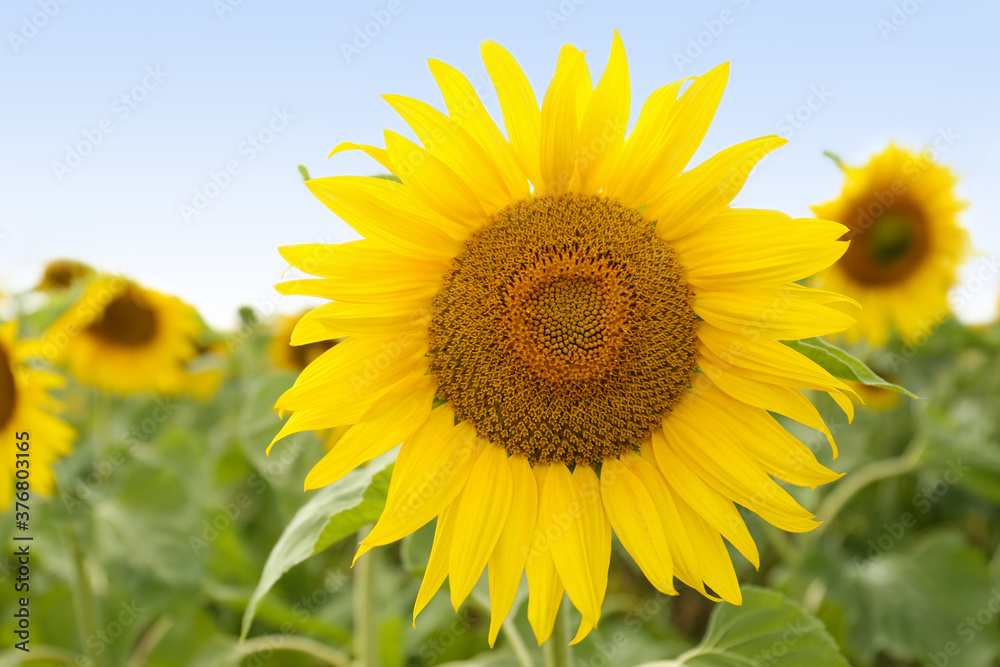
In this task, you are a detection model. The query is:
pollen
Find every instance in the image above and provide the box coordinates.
[429,193,700,466]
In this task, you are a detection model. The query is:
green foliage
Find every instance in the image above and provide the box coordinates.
[2,293,998,667]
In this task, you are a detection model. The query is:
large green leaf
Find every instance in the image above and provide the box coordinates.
[643,586,848,667]
[783,337,918,397]
[836,531,1000,665]
[240,455,393,639]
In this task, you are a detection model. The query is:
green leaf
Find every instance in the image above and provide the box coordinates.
[783,338,918,397]
[837,531,1000,665]
[240,455,394,639]
[650,586,848,667]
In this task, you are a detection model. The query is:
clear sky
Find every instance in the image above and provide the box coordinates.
[2,0,998,327]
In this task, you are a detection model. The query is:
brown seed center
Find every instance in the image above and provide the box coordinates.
[0,343,17,430]
[428,193,700,466]
[87,290,159,347]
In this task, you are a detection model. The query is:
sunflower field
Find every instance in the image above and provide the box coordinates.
[3,5,1000,667]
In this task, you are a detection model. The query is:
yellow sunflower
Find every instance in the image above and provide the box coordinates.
[812,144,968,346]
[270,311,339,371]
[46,275,204,395]
[1,321,75,509]
[35,259,94,292]
[272,32,858,645]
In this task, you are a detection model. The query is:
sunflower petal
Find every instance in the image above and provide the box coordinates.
[481,41,542,187]
[600,457,677,595]
[414,502,459,624]
[449,445,514,610]
[487,454,537,647]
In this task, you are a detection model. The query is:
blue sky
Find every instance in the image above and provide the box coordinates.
[2,0,998,326]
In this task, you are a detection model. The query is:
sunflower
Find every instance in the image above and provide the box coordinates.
[46,275,204,395]
[0,321,75,510]
[35,259,94,292]
[270,311,339,371]
[812,145,968,346]
[272,32,858,645]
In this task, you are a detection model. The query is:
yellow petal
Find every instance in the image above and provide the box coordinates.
[600,457,677,595]
[449,445,514,610]
[576,30,629,192]
[539,47,588,195]
[301,375,435,488]
[692,284,857,341]
[700,385,843,488]
[274,334,427,413]
[541,462,601,627]
[414,502,459,624]
[481,41,543,188]
[698,364,839,458]
[525,464,566,645]
[427,58,530,199]
[568,465,611,645]
[616,62,729,207]
[663,399,819,533]
[628,450,707,598]
[329,141,394,172]
[306,176,459,258]
[487,454,537,647]
[645,136,787,240]
[384,130,488,226]
[601,78,686,199]
[356,411,477,560]
[649,428,759,569]
[382,94,512,209]
[671,491,742,605]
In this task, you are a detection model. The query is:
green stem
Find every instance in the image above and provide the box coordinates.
[353,525,378,667]
[235,635,352,667]
[543,598,571,667]
[809,443,923,543]
[61,522,102,667]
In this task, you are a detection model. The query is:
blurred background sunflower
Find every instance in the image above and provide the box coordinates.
[812,145,970,346]
[0,321,74,506]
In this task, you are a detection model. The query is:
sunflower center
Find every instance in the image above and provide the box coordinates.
[429,193,700,466]
[87,291,158,346]
[842,203,929,285]
[0,343,16,430]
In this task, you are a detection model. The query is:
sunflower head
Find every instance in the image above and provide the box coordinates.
[36,259,94,292]
[273,31,858,646]
[46,275,206,395]
[813,144,969,346]
[270,311,339,371]
[0,322,75,508]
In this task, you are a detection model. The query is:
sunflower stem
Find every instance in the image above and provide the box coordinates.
[61,521,102,667]
[544,598,572,667]
[353,525,379,667]
[809,440,924,543]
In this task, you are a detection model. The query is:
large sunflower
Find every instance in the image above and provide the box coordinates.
[812,144,968,346]
[1,321,75,509]
[272,33,858,645]
[46,275,204,395]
